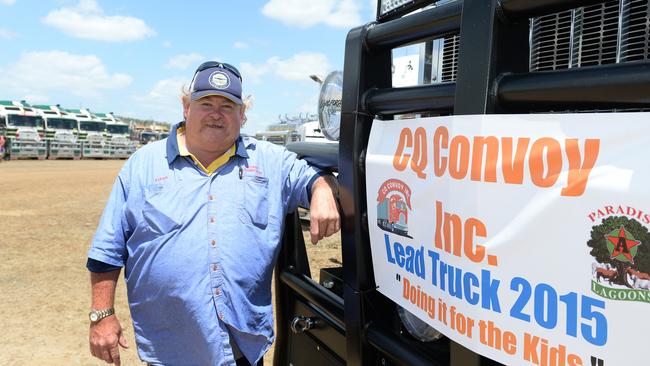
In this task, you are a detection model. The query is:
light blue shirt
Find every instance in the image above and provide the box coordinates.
[88,122,322,365]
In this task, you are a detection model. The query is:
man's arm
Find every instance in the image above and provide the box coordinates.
[89,270,129,366]
[308,174,341,244]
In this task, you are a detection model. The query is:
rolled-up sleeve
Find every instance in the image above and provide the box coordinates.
[282,149,322,213]
[87,168,131,267]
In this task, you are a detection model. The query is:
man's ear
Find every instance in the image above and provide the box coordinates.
[239,105,247,126]
[182,97,190,121]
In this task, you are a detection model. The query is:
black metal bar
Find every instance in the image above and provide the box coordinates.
[366,323,447,366]
[366,1,462,51]
[280,271,345,330]
[497,62,650,110]
[274,212,310,366]
[366,83,455,115]
[286,141,339,172]
[340,22,392,365]
[499,0,608,20]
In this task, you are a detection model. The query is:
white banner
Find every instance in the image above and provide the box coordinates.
[366,113,650,366]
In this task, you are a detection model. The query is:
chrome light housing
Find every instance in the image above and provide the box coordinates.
[317,70,343,141]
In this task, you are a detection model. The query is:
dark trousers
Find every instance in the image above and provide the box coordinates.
[236,356,263,366]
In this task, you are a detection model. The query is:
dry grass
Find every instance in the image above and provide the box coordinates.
[0,160,341,365]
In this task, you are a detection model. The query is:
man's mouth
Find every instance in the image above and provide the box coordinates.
[205,123,224,129]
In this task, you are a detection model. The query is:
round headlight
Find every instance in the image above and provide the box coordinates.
[318,70,343,141]
[397,306,445,342]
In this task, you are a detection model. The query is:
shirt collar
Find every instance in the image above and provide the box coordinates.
[166,121,249,165]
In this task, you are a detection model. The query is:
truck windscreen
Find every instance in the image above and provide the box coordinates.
[80,121,106,132]
[107,125,129,134]
[8,115,44,128]
[47,118,77,130]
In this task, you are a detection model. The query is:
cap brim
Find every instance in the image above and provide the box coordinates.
[191,90,243,105]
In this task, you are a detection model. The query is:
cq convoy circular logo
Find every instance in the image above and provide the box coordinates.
[588,214,650,303]
[376,179,412,238]
[209,71,230,89]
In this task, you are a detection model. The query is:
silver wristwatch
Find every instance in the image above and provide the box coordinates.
[89,308,115,323]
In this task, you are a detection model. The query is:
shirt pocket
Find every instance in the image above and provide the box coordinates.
[142,183,185,235]
[239,175,269,228]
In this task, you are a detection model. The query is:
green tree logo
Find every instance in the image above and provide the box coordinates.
[587,216,650,288]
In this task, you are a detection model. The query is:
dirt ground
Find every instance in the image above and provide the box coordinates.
[0,160,342,365]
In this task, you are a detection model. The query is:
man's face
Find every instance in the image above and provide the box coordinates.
[183,95,244,154]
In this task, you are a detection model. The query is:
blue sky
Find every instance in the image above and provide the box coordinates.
[0,0,377,134]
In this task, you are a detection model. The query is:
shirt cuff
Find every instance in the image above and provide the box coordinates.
[306,171,332,198]
[86,258,122,273]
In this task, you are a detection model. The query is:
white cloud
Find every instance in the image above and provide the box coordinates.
[1,0,16,5]
[42,0,155,42]
[0,28,16,39]
[262,0,362,28]
[0,51,132,99]
[241,52,330,84]
[132,78,186,123]
[165,53,204,70]
[234,41,249,50]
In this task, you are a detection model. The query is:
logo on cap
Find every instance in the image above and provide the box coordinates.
[209,71,230,89]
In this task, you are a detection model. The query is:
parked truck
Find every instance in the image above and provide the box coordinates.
[0,100,47,160]
[64,108,109,159]
[274,1,650,366]
[32,104,81,160]
[95,112,136,158]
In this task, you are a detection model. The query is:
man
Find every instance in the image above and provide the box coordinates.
[87,61,340,366]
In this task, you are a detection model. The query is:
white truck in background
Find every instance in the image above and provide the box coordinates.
[95,112,136,159]
[32,104,81,160]
[65,108,109,159]
[0,100,47,160]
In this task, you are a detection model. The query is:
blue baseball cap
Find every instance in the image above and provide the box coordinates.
[190,62,243,105]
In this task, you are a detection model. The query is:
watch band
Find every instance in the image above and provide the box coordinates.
[89,308,115,323]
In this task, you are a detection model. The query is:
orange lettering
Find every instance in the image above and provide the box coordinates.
[449,135,470,179]
[471,136,499,182]
[561,138,599,197]
[411,127,427,179]
[433,126,448,177]
[464,218,487,263]
[529,137,562,188]
[501,137,529,184]
[393,128,412,171]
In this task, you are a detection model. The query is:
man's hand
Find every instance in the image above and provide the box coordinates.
[308,175,340,244]
[89,315,129,365]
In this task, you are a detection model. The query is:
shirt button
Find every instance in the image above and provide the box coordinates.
[214,288,221,296]
[209,217,215,223]
[212,264,218,272]
[210,239,216,247]
[208,195,214,201]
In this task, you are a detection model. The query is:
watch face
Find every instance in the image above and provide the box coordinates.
[90,312,99,322]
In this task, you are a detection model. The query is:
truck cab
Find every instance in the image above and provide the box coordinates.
[274,1,650,365]
[96,112,135,159]
[65,108,109,159]
[0,100,47,160]
[32,104,81,160]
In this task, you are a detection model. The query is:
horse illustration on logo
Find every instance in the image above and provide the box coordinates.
[376,179,412,238]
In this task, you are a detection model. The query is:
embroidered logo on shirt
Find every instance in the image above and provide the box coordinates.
[154,175,169,183]
[243,166,263,176]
